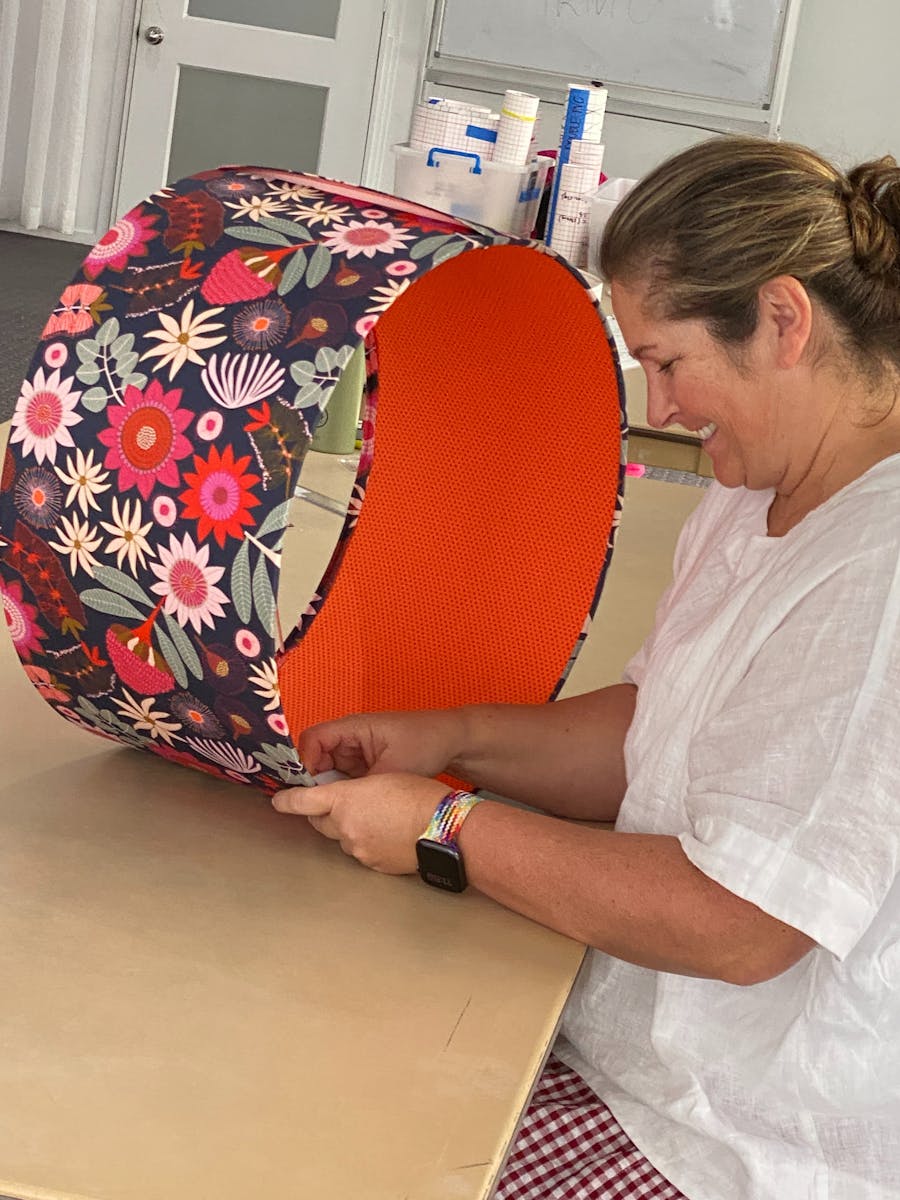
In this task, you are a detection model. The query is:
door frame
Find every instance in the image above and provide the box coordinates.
[110,0,434,221]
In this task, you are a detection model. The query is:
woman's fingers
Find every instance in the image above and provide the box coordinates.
[272,787,334,817]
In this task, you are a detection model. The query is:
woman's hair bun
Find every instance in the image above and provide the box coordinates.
[844,156,900,279]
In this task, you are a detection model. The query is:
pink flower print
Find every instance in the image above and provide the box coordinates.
[10,367,82,465]
[321,219,415,260]
[98,379,193,499]
[153,494,178,527]
[235,628,261,658]
[41,283,108,338]
[150,531,229,634]
[23,664,69,703]
[267,713,290,737]
[44,342,68,368]
[1,578,47,661]
[197,410,224,441]
[386,259,417,277]
[83,208,159,279]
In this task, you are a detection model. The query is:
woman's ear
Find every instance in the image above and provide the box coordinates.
[757,275,813,369]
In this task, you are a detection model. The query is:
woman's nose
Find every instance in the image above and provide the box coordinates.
[644,377,679,430]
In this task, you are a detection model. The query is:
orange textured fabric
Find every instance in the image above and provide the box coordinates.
[279,245,622,744]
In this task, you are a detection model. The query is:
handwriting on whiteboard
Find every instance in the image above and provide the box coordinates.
[550,0,659,23]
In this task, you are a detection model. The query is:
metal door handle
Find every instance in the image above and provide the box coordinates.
[144,25,165,45]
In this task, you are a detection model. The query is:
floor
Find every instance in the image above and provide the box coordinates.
[0,230,86,424]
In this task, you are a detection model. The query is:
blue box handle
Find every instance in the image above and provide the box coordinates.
[426,147,483,175]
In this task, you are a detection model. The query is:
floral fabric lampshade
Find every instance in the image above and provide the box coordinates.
[0,167,626,793]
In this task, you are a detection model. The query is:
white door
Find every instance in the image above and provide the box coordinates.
[116,0,386,216]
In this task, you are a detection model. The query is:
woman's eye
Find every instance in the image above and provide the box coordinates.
[658,359,677,375]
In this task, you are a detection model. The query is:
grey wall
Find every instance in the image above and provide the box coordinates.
[779,0,900,166]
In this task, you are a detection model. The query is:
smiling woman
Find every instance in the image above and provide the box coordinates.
[602,135,900,532]
[272,136,900,1200]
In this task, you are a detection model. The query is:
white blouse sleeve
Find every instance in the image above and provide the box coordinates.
[679,546,900,960]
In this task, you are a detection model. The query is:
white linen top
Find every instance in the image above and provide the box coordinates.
[558,459,900,1200]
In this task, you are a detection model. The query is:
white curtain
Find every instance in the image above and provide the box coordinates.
[0,0,132,239]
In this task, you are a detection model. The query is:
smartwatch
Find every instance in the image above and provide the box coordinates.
[416,789,482,893]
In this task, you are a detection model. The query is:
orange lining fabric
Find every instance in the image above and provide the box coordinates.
[279,245,622,743]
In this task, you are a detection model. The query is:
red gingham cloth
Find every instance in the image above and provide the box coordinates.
[494,1054,689,1200]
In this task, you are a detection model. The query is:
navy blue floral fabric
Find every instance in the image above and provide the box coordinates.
[0,166,625,793]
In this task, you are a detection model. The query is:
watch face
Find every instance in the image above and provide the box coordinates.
[416,839,467,893]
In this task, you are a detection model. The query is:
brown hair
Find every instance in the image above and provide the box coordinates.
[600,136,900,376]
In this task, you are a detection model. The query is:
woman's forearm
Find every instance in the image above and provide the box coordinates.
[448,684,637,821]
[457,802,814,984]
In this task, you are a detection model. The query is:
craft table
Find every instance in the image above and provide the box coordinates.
[0,620,585,1200]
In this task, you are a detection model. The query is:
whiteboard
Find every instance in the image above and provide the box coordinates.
[437,0,792,109]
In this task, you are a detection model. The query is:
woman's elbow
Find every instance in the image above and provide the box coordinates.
[716,926,816,987]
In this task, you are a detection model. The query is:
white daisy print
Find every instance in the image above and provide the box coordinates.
[225,194,288,222]
[100,496,155,574]
[55,446,111,514]
[247,658,281,711]
[185,738,262,776]
[10,367,82,464]
[140,299,228,380]
[365,276,411,314]
[113,688,183,744]
[48,513,102,576]
[150,531,229,634]
[267,180,324,203]
[290,200,352,227]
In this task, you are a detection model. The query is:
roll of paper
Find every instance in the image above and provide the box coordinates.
[545,82,609,244]
[410,98,498,161]
[569,138,605,172]
[548,161,597,267]
[493,89,540,166]
[410,101,471,153]
[464,112,499,160]
[409,97,442,148]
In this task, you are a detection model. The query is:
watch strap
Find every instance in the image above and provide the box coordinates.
[421,789,482,847]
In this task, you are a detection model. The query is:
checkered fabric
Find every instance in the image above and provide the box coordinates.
[494,1055,688,1200]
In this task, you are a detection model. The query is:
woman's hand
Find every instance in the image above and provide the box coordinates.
[296,709,467,780]
[272,772,449,874]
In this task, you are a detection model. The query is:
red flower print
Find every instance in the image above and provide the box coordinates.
[41,283,110,338]
[201,247,286,305]
[158,189,225,253]
[2,445,14,492]
[83,208,159,279]
[179,444,262,547]
[98,379,193,499]
[151,743,231,781]
[105,600,177,696]
[1,577,47,661]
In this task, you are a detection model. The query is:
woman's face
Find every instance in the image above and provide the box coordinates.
[610,277,790,491]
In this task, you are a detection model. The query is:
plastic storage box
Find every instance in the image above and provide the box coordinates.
[392,144,551,238]
[587,177,638,275]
